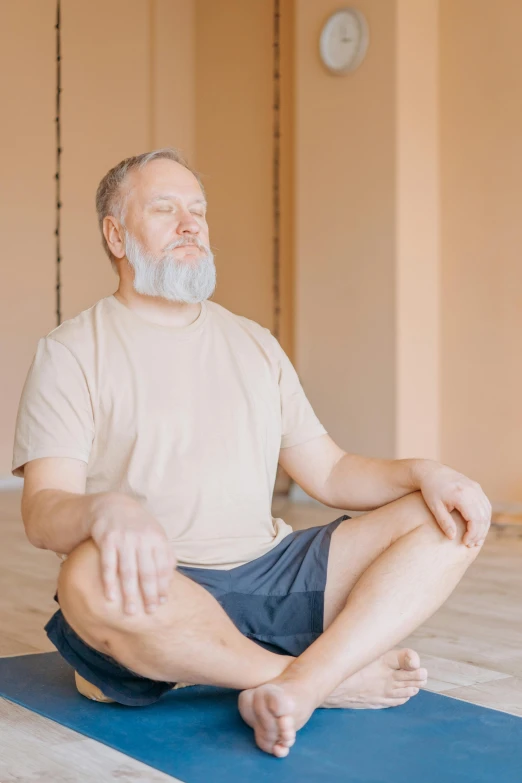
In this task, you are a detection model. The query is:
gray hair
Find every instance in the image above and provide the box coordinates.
[95,148,206,268]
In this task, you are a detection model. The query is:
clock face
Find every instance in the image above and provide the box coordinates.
[319,8,369,74]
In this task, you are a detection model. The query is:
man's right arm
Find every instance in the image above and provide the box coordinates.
[22,457,175,614]
[23,456,113,553]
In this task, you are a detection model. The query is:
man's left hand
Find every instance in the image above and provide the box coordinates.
[416,462,492,548]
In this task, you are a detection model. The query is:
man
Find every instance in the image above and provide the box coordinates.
[13,148,491,759]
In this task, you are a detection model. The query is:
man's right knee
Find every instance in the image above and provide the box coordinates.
[58,539,104,612]
[57,539,152,654]
[56,539,115,651]
[57,539,192,649]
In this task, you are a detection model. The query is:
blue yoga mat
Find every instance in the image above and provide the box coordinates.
[0,652,520,782]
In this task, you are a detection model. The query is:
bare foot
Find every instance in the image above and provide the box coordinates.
[238,648,427,757]
[320,648,427,709]
[238,684,298,758]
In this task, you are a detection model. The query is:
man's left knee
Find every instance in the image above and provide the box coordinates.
[408,490,486,553]
[448,507,488,552]
[448,508,470,544]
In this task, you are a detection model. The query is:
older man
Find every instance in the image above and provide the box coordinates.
[13,148,491,758]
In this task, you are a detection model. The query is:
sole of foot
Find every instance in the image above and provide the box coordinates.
[321,647,428,709]
[238,648,427,756]
[238,683,298,758]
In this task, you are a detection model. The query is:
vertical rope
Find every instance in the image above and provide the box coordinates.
[55,0,62,326]
[272,0,281,340]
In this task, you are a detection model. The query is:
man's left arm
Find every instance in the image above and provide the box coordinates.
[279,436,492,549]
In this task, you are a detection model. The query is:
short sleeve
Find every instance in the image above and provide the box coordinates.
[267,333,327,449]
[12,337,95,477]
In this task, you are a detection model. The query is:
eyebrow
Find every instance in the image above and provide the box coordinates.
[147,195,207,208]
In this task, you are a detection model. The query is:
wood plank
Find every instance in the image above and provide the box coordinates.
[422,677,462,693]
[419,654,511,687]
[0,697,179,781]
[446,677,522,718]
[0,634,40,658]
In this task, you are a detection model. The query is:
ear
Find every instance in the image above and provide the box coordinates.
[103,216,126,259]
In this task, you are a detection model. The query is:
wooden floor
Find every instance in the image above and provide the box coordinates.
[1,490,521,782]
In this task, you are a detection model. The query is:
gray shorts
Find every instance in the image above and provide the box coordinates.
[44,514,349,706]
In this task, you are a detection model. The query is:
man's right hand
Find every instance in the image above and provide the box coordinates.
[90,494,176,615]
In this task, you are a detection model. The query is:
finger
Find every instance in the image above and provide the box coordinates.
[154,547,174,604]
[464,514,487,547]
[460,498,489,547]
[470,500,490,546]
[461,511,478,547]
[468,493,491,546]
[446,494,478,546]
[118,539,140,615]
[393,686,420,699]
[137,546,159,613]
[100,536,118,602]
[433,502,457,539]
[396,668,428,683]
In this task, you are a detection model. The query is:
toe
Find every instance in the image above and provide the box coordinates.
[393,686,420,698]
[255,729,279,755]
[396,648,421,671]
[278,715,296,747]
[395,667,427,683]
[250,685,296,756]
[278,714,295,735]
[253,690,278,735]
[385,648,421,672]
[265,685,295,719]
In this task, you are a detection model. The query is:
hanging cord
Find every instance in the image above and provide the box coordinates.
[272,0,281,340]
[55,0,62,326]
[272,0,292,496]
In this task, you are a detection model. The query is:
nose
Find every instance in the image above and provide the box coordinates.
[178,208,200,235]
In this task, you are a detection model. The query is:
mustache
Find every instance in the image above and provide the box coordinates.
[163,238,208,253]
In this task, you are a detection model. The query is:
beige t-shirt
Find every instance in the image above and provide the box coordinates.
[12,295,327,569]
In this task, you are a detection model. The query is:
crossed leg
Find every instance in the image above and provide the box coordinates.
[237,490,484,756]
[57,489,483,759]
[57,543,294,692]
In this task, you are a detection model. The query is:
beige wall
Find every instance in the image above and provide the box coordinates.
[0,0,284,476]
[440,0,522,502]
[61,0,197,322]
[294,0,522,506]
[0,0,198,474]
[293,0,441,465]
[294,0,397,458]
[194,0,295,349]
[61,0,149,322]
[2,1,522,505]
[194,0,277,333]
[396,0,439,461]
[1,1,57,476]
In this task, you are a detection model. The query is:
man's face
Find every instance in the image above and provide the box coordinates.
[118,159,216,303]
[124,158,210,257]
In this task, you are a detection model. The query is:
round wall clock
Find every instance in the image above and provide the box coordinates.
[319,8,370,75]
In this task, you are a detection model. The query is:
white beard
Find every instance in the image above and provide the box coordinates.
[124,232,217,304]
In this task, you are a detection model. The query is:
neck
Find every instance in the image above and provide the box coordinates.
[114,279,203,329]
